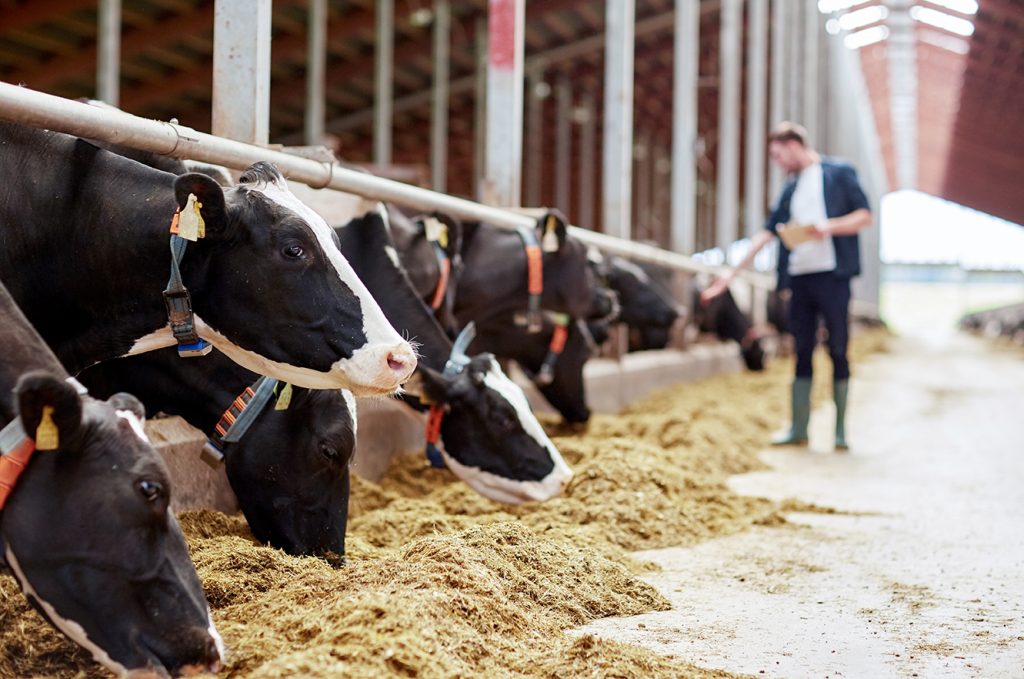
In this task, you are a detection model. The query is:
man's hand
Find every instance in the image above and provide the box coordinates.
[812,220,831,239]
[700,275,732,305]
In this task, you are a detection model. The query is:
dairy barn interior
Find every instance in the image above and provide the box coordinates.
[0,1,1022,677]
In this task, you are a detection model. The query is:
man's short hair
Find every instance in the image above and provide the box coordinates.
[768,122,810,147]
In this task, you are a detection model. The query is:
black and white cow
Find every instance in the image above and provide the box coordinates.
[0,283,223,677]
[694,287,766,371]
[0,121,415,395]
[335,210,573,504]
[79,349,356,559]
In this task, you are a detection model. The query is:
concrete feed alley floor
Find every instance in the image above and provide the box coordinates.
[579,328,1024,678]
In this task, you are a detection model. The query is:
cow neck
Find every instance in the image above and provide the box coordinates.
[80,349,250,439]
[0,125,184,374]
[335,217,452,371]
[0,290,71,422]
[454,222,542,329]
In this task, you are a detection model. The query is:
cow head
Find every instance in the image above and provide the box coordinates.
[0,372,222,677]
[408,355,573,504]
[224,387,356,560]
[175,163,416,396]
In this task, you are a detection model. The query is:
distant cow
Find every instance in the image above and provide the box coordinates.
[0,121,415,395]
[0,282,222,677]
[694,287,767,371]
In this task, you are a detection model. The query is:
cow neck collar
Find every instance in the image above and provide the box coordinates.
[163,205,213,358]
[532,313,571,387]
[200,376,280,468]
[514,227,544,333]
[424,322,476,468]
[0,377,88,511]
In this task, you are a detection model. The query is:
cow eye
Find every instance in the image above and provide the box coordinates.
[138,480,163,502]
[319,442,339,461]
[282,244,305,259]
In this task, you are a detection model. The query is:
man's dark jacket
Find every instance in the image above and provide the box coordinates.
[764,158,871,290]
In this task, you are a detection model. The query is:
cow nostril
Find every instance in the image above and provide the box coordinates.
[387,353,406,372]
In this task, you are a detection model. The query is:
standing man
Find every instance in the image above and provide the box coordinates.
[702,122,872,450]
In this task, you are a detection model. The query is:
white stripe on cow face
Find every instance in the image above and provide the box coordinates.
[454,358,574,503]
[5,545,130,677]
[341,389,358,438]
[116,410,150,443]
[248,182,403,352]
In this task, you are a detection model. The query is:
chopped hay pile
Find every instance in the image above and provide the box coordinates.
[0,332,889,677]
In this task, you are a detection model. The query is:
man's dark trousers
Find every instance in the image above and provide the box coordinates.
[788,271,851,380]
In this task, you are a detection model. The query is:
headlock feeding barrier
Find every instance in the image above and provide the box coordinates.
[0,82,774,290]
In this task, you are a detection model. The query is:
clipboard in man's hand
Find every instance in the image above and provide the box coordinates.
[776,222,819,249]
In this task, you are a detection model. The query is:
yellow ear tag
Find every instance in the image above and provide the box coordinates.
[542,215,560,253]
[176,193,205,242]
[35,405,60,451]
[274,383,293,411]
[437,224,449,250]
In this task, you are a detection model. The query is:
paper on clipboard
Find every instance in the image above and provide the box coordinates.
[776,222,819,249]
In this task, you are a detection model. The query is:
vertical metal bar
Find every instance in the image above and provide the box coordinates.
[602,0,635,240]
[485,0,525,206]
[744,0,768,238]
[305,0,327,145]
[802,1,819,143]
[786,0,802,124]
[577,92,596,230]
[769,0,788,195]
[97,0,121,105]
[431,0,451,192]
[473,17,487,200]
[888,0,917,189]
[213,0,271,144]
[635,132,651,240]
[374,0,394,165]
[715,0,742,250]
[554,73,572,214]
[525,67,544,206]
[671,0,699,253]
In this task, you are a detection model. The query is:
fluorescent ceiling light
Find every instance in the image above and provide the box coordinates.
[924,0,979,15]
[919,29,971,54]
[910,6,975,36]
[818,0,872,13]
[839,5,889,31]
[844,24,890,49]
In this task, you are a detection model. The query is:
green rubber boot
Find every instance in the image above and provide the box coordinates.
[834,379,849,451]
[772,377,812,446]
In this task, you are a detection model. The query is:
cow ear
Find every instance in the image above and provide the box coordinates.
[173,172,228,239]
[15,371,84,451]
[433,212,462,261]
[536,209,568,254]
[108,392,146,423]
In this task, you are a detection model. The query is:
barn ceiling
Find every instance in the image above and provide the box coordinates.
[1,0,1020,235]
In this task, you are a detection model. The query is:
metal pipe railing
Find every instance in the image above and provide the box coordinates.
[0,83,773,288]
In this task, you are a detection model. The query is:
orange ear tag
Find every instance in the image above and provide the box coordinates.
[35,406,59,451]
[177,193,205,241]
[274,383,293,411]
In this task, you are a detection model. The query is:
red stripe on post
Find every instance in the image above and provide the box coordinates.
[488,0,517,69]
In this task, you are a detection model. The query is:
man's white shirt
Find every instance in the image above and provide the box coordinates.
[785,162,836,276]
